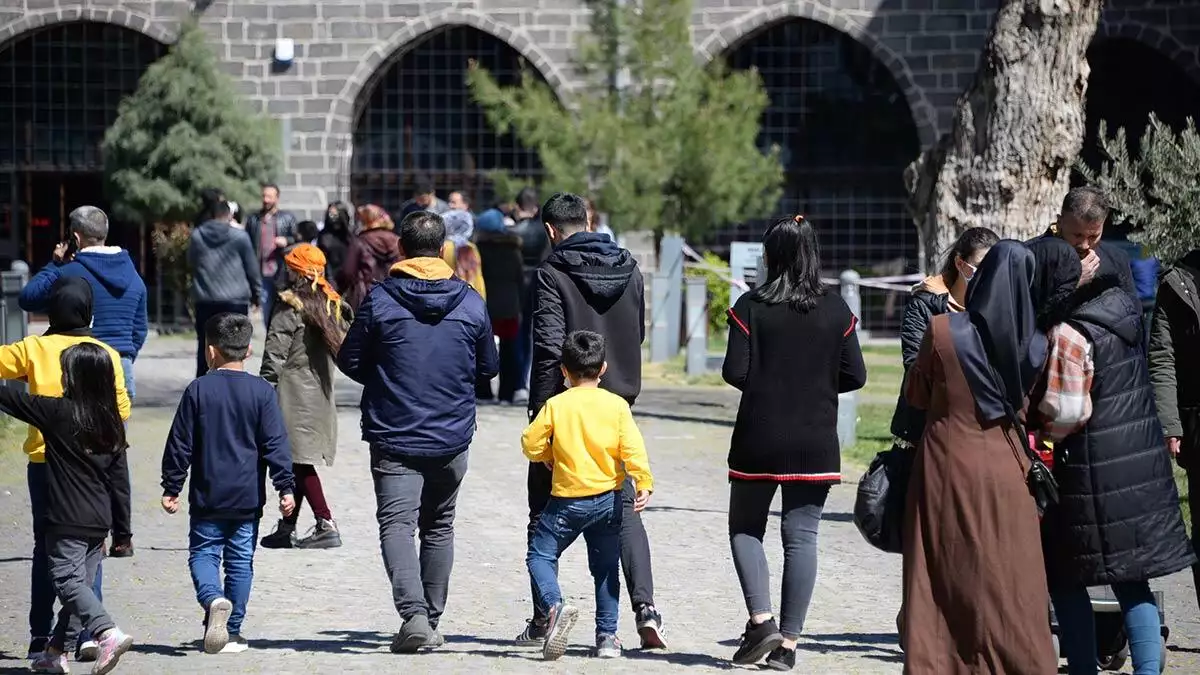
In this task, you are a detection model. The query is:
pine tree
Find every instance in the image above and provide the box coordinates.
[466,0,782,238]
[1078,115,1200,263]
[102,19,280,226]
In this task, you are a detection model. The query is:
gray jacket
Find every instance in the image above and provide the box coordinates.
[188,220,263,305]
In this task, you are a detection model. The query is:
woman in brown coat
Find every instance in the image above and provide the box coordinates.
[902,240,1056,674]
[260,244,352,550]
[337,204,400,311]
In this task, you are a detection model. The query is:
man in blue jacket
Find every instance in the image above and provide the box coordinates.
[337,210,498,654]
[20,206,148,405]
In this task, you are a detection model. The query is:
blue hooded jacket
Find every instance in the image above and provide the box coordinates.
[19,248,148,360]
[337,259,499,457]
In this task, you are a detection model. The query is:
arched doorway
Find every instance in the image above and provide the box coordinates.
[0,21,165,269]
[1080,38,1200,238]
[351,27,547,215]
[723,20,920,332]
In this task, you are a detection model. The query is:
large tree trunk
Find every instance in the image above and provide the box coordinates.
[905,0,1104,271]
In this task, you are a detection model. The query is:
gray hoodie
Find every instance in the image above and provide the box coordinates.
[188,220,263,305]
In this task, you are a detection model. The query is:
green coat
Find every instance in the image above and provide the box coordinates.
[1148,253,1200,460]
[260,292,342,467]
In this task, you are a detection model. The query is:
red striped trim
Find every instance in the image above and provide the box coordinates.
[728,470,841,482]
[844,314,858,337]
[727,308,750,335]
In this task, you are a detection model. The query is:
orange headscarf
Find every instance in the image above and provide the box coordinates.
[284,244,342,316]
[357,204,394,231]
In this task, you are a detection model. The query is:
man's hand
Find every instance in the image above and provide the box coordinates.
[633,489,652,512]
[279,493,296,517]
[274,236,288,249]
[161,495,180,514]
[1078,250,1100,288]
[53,242,69,263]
[1168,436,1182,458]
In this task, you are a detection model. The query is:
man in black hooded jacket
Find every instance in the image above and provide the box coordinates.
[518,192,666,651]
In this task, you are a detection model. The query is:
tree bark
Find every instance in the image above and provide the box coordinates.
[905,0,1104,270]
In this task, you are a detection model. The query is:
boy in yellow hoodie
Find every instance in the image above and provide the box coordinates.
[520,330,654,662]
[4,277,131,662]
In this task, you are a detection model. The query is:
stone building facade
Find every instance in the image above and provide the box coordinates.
[1,0,1198,281]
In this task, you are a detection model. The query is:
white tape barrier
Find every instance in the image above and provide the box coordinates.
[680,242,921,294]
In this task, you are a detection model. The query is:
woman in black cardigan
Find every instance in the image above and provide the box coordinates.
[722,215,867,670]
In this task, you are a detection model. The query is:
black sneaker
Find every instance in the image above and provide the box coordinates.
[765,645,796,671]
[27,636,48,659]
[731,618,784,665]
[391,614,432,654]
[295,519,342,549]
[636,605,668,649]
[542,603,579,661]
[259,520,296,549]
[514,617,548,646]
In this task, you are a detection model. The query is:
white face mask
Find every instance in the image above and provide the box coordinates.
[961,260,978,283]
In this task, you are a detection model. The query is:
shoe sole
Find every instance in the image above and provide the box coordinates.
[295,537,342,550]
[732,633,784,665]
[204,599,233,654]
[542,605,579,661]
[766,658,794,671]
[595,648,622,659]
[93,635,134,675]
[515,635,545,647]
[258,540,294,549]
[77,643,99,661]
[638,622,668,650]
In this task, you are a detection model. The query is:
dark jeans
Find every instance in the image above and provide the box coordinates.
[1053,582,1162,675]
[46,534,112,653]
[1189,466,1200,613]
[515,310,532,392]
[28,463,104,645]
[476,338,522,402]
[261,276,276,333]
[527,491,622,636]
[189,518,258,636]
[372,448,468,627]
[194,302,249,377]
[729,480,829,640]
[527,463,655,620]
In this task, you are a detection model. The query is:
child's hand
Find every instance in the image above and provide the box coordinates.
[280,494,296,517]
[161,496,179,514]
[633,490,652,512]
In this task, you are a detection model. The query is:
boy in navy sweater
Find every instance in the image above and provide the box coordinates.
[160,313,295,655]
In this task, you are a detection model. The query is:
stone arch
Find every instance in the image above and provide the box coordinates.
[1093,20,1200,86]
[0,5,174,50]
[695,1,937,148]
[328,9,570,137]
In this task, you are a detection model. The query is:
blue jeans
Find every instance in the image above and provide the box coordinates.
[1052,581,1162,675]
[28,463,103,645]
[261,276,276,332]
[189,518,258,636]
[119,357,135,401]
[526,490,622,637]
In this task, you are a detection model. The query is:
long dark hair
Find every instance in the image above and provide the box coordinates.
[325,201,352,240]
[751,215,826,312]
[941,227,1000,286]
[285,273,352,356]
[60,343,127,455]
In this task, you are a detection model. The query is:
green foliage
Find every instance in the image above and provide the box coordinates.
[102,20,281,226]
[467,0,783,237]
[685,251,732,335]
[1077,114,1200,262]
[151,223,194,313]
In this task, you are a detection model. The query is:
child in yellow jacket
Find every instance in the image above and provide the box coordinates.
[4,277,131,661]
[520,330,653,662]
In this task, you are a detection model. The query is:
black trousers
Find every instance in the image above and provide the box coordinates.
[526,462,655,619]
[1188,466,1200,612]
[475,338,521,402]
[194,302,249,377]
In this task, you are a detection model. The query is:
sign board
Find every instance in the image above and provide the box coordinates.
[729,241,764,305]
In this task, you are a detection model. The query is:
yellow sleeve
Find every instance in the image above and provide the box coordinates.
[618,402,653,492]
[111,351,131,421]
[469,243,486,301]
[0,340,30,380]
[441,240,456,268]
[521,402,554,463]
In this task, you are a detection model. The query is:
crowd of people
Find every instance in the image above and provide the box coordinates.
[8,180,1200,675]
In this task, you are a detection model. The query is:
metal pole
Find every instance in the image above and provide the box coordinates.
[837,269,861,449]
[649,272,670,363]
[660,234,684,358]
[684,276,707,376]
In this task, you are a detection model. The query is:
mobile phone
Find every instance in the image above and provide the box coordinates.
[62,235,79,261]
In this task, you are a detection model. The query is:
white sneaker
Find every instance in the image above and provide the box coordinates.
[219,635,249,654]
[513,389,529,405]
[203,597,233,654]
[76,640,98,662]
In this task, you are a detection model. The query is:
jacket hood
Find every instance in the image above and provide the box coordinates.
[359,228,400,258]
[73,248,139,295]
[195,220,244,248]
[381,258,469,323]
[45,276,93,335]
[913,274,963,311]
[547,232,638,304]
[1071,285,1143,347]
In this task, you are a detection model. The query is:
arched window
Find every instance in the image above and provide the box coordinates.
[351,27,546,214]
[0,21,164,268]
[723,20,920,275]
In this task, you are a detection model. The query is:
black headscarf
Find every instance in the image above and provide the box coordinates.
[948,240,1046,423]
[43,277,93,337]
[1027,237,1083,332]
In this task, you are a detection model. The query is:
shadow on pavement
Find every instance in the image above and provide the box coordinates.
[627,649,735,669]
[0,556,32,564]
[803,632,903,663]
[632,410,734,427]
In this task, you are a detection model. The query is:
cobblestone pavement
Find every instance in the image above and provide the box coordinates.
[0,333,1197,674]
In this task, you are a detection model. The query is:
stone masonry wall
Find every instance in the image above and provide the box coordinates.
[1,0,1198,220]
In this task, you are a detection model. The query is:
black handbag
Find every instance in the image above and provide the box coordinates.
[853,443,913,554]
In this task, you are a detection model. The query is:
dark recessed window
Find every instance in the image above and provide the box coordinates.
[351,26,546,213]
